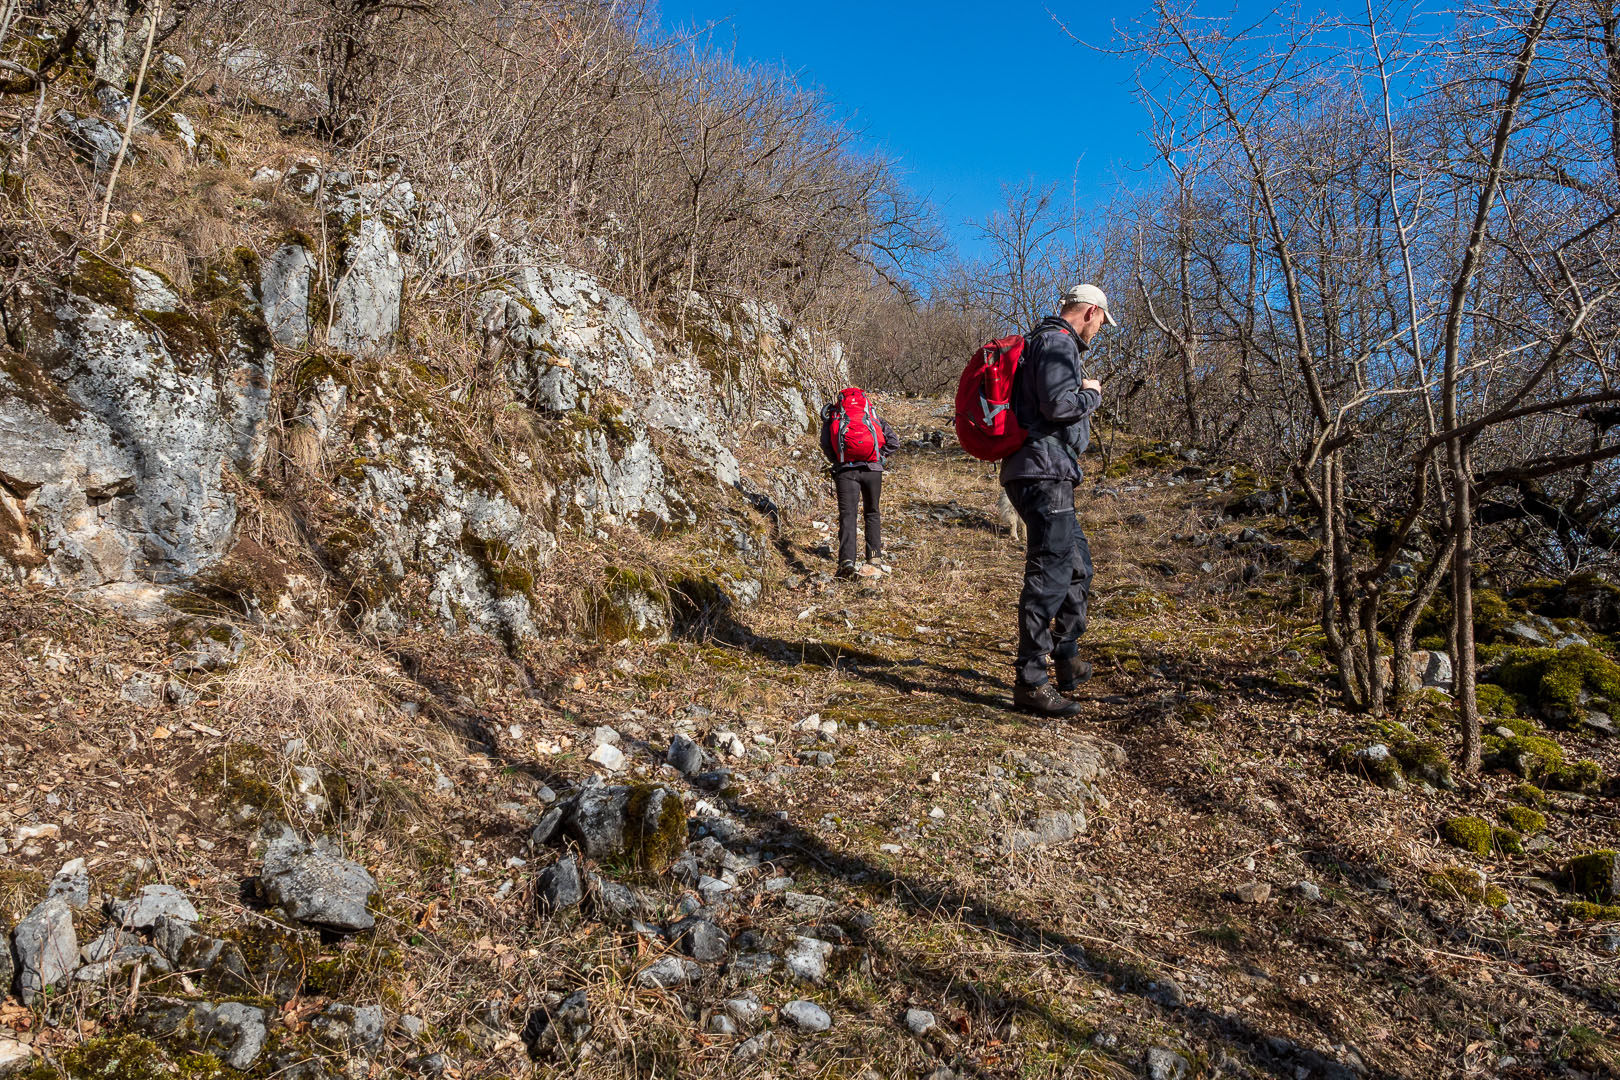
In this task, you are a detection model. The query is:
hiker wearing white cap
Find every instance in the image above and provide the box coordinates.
[1001,284,1114,717]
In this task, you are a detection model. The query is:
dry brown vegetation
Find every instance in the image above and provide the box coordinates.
[4,394,1618,1079]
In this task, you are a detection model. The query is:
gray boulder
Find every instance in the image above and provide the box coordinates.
[1,259,275,590]
[667,733,708,775]
[310,1003,385,1052]
[669,915,729,963]
[537,855,584,912]
[151,915,196,962]
[322,405,545,642]
[129,267,178,312]
[734,1032,773,1060]
[327,216,401,359]
[14,897,78,1003]
[724,996,762,1023]
[1008,809,1084,853]
[113,883,199,929]
[781,1000,831,1032]
[904,1008,936,1035]
[1417,650,1454,692]
[260,242,314,348]
[1146,1047,1190,1080]
[46,858,91,909]
[136,998,268,1070]
[0,1038,32,1076]
[75,943,171,983]
[561,781,685,869]
[259,825,378,931]
[589,876,650,922]
[636,956,700,989]
[785,936,832,983]
[54,110,124,169]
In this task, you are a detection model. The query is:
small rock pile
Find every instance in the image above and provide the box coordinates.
[2,830,386,1076]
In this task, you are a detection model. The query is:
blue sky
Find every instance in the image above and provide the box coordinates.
[657,0,1160,262]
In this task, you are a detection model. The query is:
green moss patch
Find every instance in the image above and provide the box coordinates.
[1476,683,1520,718]
[1490,715,1537,737]
[1566,850,1618,902]
[625,784,687,874]
[1546,759,1606,794]
[1509,783,1546,808]
[1566,901,1620,920]
[1485,733,1565,781]
[1374,720,1453,788]
[43,1033,229,1079]
[1440,816,1520,857]
[1496,644,1620,715]
[1498,806,1546,835]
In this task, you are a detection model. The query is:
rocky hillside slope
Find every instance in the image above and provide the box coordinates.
[2,54,1620,1080]
[3,392,1619,1080]
[4,78,840,645]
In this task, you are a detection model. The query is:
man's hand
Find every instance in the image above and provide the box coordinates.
[1081,378,1102,394]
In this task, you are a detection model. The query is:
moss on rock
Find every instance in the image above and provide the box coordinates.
[1497,644,1620,715]
[1439,816,1520,857]
[40,1033,230,1079]
[1566,850,1618,902]
[192,744,286,825]
[1476,683,1520,717]
[1486,733,1565,781]
[1440,816,1494,856]
[1566,901,1620,920]
[625,784,687,874]
[1491,715,1538,737]
[1499,806,1547,835]
[1509,782,1546,808]
[68,253,136,311]
[1373,720,1453,788]
[1546,759,1606,794]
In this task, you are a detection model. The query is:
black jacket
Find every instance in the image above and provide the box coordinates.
[820,408,898,473]
[1000,316,1101,485]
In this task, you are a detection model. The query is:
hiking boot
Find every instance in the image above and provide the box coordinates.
[1055,656,1093,692]
[836,561,858,579]
[1013,679,1083,718]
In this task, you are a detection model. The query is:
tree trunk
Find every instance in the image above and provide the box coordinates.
[89,0,132,85]
[1451,441,1480,773]
[1389,531,1456,713]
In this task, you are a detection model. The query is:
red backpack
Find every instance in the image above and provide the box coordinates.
[823,387,885,463]
[954,335,1028,461]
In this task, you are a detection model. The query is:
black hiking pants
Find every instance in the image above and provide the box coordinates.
[833,469,883,565]
[1005,478,1092,686]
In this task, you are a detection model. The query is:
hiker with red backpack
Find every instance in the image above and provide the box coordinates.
[819,387,898,579]
[955,284,1114,717]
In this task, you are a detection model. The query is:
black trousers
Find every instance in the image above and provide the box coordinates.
[1005,479,1093,685]
[833,469,883,564]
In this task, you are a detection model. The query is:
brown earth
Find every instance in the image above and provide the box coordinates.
[1,393,1617,1080]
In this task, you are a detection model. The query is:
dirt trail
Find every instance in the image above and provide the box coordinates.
[2,393,1616,1080]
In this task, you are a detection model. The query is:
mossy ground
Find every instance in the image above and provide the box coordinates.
[1497,644,1620,715]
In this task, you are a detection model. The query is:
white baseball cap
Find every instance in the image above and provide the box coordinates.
[1061,283,1118,326]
